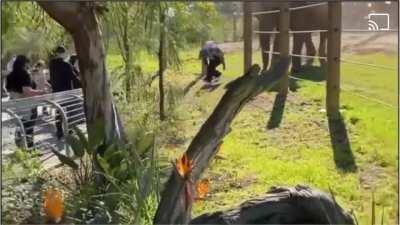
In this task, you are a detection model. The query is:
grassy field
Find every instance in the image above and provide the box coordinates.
[108,47,397,224]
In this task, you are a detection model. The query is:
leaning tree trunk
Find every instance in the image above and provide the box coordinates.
[154,57,291,224]
[38,2,126,146]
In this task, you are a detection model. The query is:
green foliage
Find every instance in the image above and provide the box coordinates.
[60,122,161,224]
[96,133,159,224]
[2,149,42,181]
[2,149,44,224]
[1,2,70,61]
[50,124,106,186]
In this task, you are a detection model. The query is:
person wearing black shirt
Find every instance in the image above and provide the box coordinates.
[49,46,82,139]
[49,46,81,92]
[199,41,226,84]
[69,54,82,89]
[6,55,46,148]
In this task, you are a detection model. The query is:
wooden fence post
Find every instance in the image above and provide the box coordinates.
[326,2,342,119]
[278,3,290,96]
[243,1,252,73]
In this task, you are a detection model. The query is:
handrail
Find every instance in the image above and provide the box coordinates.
[44,99,71,156]
[2,109,28,149]
[2,89,85,153]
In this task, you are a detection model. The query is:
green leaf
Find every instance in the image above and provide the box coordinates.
[97,155,110,175]
[65,134,85,158]
[73,126,90,153]
[136,132,155,155]
[51,148,79,170]
[88,120,106,150]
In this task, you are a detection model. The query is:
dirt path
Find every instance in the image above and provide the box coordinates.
[217,32,397,55]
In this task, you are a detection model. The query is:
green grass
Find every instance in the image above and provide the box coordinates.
[109,48,397,224]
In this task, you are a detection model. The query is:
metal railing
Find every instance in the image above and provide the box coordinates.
[2,89,86,155]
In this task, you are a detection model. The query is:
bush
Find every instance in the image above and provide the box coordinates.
[2,149,44,224]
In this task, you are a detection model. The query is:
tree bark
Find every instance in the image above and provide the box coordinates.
[191,185,354,225]
[232,15,237,42]
[158,6,166,121]
[154,57,291,225]
[243,2,253,73]
[38,2,126,146]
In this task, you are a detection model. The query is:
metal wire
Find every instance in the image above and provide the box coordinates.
[264,50,328,60]
[289,3,327,11]
[254,29,398,36]
[252,2,327,16]
[264,50,397,69]
[290,30,328,34]
[288,75,397,109]
[254,30,280,34]
[291,53,327,60]
[252,9,280,16]
[340,59,397,71]
[342,29,399,33]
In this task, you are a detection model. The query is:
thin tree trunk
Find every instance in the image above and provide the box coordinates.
[122,5,132,102]
[38,2,126,147]
[243,2,253,73]
[125,55,132,101]
[232,15,237,42]
[158,7,166,121]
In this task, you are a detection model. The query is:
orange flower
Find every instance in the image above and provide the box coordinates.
[43,187,64,223]
[175,153,193,178]
[195,179,209,200]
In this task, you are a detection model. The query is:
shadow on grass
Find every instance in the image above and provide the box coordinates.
[328,115,357,172]
[267,65,327,93]
[200,83,221,92]
[267,94,287,129]
[183,73,203,95]
[291,65,327,82]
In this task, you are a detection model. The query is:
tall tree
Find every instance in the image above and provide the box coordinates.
[106,2,150,101]
[38,2,126,147]
[158,4,167,121]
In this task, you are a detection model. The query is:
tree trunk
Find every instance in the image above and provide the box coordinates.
[125,55,132,101]
[232,15,237,42]
[38,2,126,146]
[122,5,132,102]
[154,58,291,225]
[158,7,166,121]
[191,185,354,225]
[243,2,253,73]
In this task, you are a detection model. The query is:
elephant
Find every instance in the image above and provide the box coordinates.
[251,2,328,72]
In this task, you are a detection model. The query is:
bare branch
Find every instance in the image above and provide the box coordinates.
[36,1,81,33]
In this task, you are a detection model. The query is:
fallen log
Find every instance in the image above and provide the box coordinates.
[191,185,354,225]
